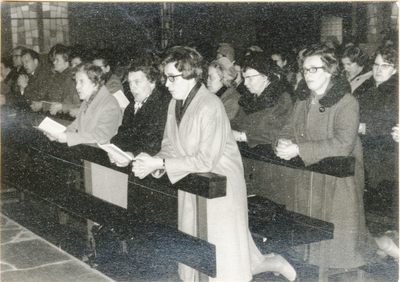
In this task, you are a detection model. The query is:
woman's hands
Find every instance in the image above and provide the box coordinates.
[132,153,163,179]
[275,139,299,160]
[108,152,134,167]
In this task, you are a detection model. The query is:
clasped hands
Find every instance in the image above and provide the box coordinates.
[275,139,299,161]
[132,153,163,179]
[108,152,163,179]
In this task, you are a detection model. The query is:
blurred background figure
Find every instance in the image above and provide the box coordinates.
[207,56,240,120]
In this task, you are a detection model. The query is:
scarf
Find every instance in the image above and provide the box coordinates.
[175,82,202,127]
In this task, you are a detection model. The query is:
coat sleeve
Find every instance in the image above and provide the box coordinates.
[158,101,228,184]
[66,103,122,146]
[298,97,360,166]
[246,93,293,147]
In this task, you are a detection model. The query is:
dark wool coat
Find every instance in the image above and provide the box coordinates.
[358,74,399,141]
[230,79,293,147]
[276,76,368,269]
[111,86,171,156]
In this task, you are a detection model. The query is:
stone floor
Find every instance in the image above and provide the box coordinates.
[1,214,115,282]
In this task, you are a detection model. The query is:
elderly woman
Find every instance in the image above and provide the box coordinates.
[358,45,399,258]
[230,52,292,146]
[108,54,170,167]
[132,46,296,282]
[47,63,122,146]
[358,44,398,139]
[229,52,293,204]
[275,44,398,270]
[340,46,373,98]
[207,57,240,120]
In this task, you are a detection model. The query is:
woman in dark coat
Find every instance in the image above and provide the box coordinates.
[275,44,398,269]
[357,44,398,142]
[230,52,292,146]
[230,52,293,203]
[357,45,399,250]
[109,55,170,166]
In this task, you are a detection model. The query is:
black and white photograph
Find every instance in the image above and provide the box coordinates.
[1,2,398,282]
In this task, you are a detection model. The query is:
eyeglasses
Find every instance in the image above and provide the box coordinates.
[243,74,261,80]
[166,74,182,82]
[301,67,325,74]
[373,63,394,70]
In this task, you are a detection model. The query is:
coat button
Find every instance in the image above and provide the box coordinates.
[319,107,325,112]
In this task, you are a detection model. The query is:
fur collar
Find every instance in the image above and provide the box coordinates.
[238,79,287,115]
[377,73,398,95]
[296,75,351,107]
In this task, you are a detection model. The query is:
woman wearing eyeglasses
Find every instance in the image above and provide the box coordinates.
[230,51,292,147]
[275,44,399,269]
[357,45,399,263]
[229,51,293,204]
[132,46,296,282]
[275,44,369,270]
[357,44,398,140]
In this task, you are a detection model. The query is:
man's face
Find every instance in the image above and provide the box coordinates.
[13,49,23,68]
[22,53,39,74]
[53,54,69,73]
[128,71,155,103]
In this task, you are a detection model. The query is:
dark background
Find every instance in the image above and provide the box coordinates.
[2,2,370,57]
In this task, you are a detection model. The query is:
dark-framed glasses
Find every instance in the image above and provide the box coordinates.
[373,63,394,70]
[166,74,182,82]
[301,67,325,74]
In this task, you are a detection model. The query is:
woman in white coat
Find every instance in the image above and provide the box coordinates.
[132,46,296,282]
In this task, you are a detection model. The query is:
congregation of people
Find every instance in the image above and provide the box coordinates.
[1,35,398,282]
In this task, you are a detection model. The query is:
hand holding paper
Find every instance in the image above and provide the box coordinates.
[98,143,134,166]
[37,117,67,135]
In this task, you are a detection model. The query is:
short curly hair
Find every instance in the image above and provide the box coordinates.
[341,46,369,67]
[301,44,339,76]
[162,46,203,82]
[76,63,104,88]
[128,54,160,84]
[375,44,398,69]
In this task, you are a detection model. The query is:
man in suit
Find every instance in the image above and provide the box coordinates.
[3,46,27,107]
[109,54,171,166]
[17,48,51,110]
